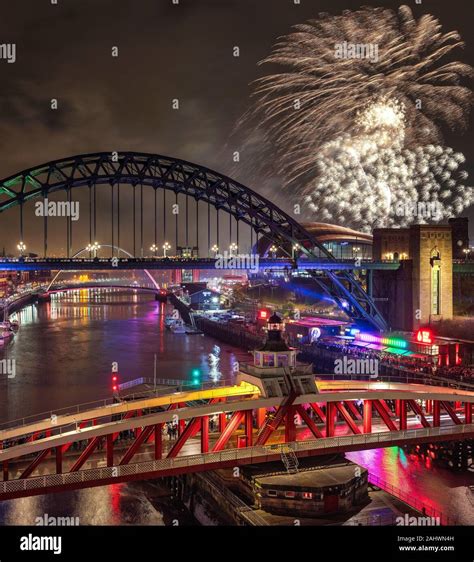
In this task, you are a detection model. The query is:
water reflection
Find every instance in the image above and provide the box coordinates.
[348,448,474,524]
[0,290,247,424]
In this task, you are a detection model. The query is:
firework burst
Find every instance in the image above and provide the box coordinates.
[239,5,473,231]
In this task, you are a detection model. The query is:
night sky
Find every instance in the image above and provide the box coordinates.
[0,0,472,255]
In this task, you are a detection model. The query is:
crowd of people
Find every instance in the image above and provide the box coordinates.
[436,365,474,382]
[305,339,474,382]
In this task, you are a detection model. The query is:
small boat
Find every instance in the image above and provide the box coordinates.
[170,319,186,334]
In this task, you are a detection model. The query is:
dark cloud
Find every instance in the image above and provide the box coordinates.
[0,0,472,253]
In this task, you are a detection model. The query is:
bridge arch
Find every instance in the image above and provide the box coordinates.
[46,244,160,292]
[0,152,386,329]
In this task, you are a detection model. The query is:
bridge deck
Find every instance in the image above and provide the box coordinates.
[1,379,473,502]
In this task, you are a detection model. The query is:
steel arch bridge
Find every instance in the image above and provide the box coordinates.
[0,151,387,330]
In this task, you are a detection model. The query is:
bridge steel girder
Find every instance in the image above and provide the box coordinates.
[372,400,398,432]
[119,425,155,465]
[70,437,101,472]
[344,401,362,421]
[212,411,245,452]
[295,405,323,439]
[439,401,462,425]
[363,400,372,434]
[0,151,387,330]
[407,400,431,429]
[167,418,201,459]
[19,448,51,479]
[3,394,474,485]
[255,392,297,446]
[309,402,326,423]
[335,402,361,435]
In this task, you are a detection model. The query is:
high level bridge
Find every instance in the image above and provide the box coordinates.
[0,151,388,330]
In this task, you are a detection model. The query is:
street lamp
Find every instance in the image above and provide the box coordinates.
[211,244,219,257]
[229,243,238,256]
[17,241,26,256]
[269,245,277,258]
[150,244,158,256]
[292,243,300,258]
[86,242,101,258]
[463,248,470,261]
[163,242,171,257]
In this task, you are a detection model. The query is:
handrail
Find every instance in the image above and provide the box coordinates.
[0,378,236,432]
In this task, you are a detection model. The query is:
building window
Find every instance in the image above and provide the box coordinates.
[431,265,440,315]
[263,354,275,367]
[284,491,296,498]
[302,492,313,500]
[277,354,289,367]
[267,490,278,497]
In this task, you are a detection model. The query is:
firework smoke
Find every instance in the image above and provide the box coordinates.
[240,5,473,232]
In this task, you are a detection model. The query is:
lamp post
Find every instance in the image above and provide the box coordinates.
[163,242,171,257]
[150,244,158,257]
[229,243,238,256]
[292,243,300,259]
[86,242,100,258]
[211,244,219,257]
[269,245,277,258]
[17,241,26,257]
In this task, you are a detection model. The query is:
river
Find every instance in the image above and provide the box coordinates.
[0,289,247,525]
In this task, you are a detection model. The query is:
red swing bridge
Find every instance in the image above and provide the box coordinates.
[1,376,474,501]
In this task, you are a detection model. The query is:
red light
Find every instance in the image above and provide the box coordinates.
[416,329,433,344]
[112,375,118,382]
[259,310,268,320]
[112,385,117,391]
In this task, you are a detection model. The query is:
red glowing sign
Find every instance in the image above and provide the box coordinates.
[416,329,433,345]
[258,309,269,320]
